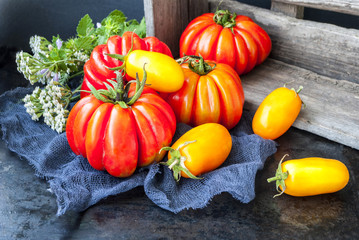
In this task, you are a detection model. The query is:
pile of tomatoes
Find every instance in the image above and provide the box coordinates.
[66,8,349,196]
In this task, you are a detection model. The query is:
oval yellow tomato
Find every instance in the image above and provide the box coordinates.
[125,50,185,93]
[160,123,232,181]
[267,155,350,197]
[252,86,303,140]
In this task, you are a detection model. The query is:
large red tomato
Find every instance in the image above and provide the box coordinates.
[180,10,271,75]
[162,56,244,130]
[66,75,176,177]
[81,31,173,98]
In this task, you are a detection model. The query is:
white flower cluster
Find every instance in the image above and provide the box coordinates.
[73,50,90,62]
[16,51,44,85]
[23,81,72,133]
[29,35,49,59]
[15,51,68,85]
[23,86,42,121]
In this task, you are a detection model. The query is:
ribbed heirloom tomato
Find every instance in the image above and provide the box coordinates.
[162,56,244,130]
[66,71,176,177]
[180,9,272,75]
[81,31,175,98]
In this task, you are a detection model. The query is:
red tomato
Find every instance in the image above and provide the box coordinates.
[66,79,176,177]
[180,10,271,75]
[162,56,244,130]
[81,31,173,98]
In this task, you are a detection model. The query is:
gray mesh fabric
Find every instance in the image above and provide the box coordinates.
[0,87,277,216]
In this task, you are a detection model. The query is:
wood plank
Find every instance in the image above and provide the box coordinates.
[273,0,359,17]
[271,1,304,18]
[209,0,359,85]
[144,0,208,58]
[241,58,359,150]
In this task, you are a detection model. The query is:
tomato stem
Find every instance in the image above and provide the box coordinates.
[267,154,289,198]
[115,71,124,102]
[84,67,147,108]
[213,9,237,28]
[159,140,202,182]
[177,55,216,76]
[126,63,147,106]
[296,85,303,94]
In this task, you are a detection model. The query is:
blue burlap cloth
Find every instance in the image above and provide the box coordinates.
[0,87,277,216]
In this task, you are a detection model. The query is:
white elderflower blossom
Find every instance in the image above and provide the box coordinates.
[73,50,90,62]
[29,35,49,59]
[23,81,73,133]
[23,86,43,121]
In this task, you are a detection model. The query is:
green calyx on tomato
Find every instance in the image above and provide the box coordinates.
[213,9,237,28]
[160,140,202,182]
[267,155,349,198]
[267,154,289,198]
[86,64,147,108]
[177,55,215,76]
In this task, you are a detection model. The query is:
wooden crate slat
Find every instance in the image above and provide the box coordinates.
[209,0,359,85]
[242,58,359,150]
[144,0,208,57]
[273,0,359,17]
[271,1,304,18]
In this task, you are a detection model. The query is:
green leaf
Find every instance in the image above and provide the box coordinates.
[73,36,94,50]
[77,14,94,37]
[101,10,126,25]
[124,18,146,38]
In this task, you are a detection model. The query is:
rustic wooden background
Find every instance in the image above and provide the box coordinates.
[144,0,359,150]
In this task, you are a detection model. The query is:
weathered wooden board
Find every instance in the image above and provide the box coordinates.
[272,0,359,17]
[144,0,208,57]
[209,0,359,85]
[271,1,304,18]
[241,58,359,150]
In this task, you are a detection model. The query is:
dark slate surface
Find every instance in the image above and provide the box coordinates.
[1,50,359,239]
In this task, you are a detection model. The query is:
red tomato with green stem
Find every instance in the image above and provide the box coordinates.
[81,31,173,98]
[162,55,244,130]
[67,68,176,177]
[180,10,271,75]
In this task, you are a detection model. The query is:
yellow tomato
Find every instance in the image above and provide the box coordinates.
[252,86,303,140]
[160,123,232,181]
[125,50,185,93]
[267,155,350,197]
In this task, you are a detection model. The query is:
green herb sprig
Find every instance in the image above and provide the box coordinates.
[16,10,146,133]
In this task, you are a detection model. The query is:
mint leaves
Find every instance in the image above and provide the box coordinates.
[75,10,146,47]
[77,14,95,37]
